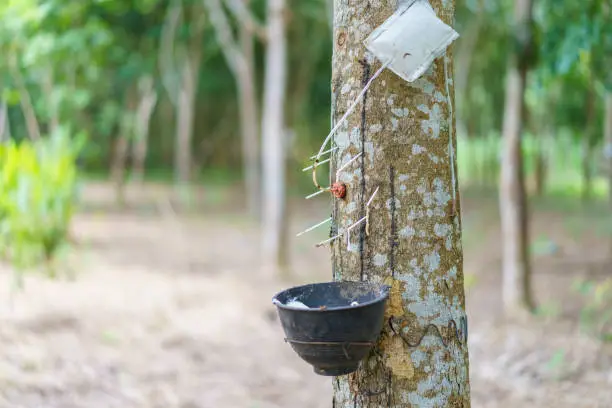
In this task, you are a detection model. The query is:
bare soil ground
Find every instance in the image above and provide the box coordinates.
[0,182,611,408]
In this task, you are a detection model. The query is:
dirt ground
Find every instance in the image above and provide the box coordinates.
[0,183,611,408]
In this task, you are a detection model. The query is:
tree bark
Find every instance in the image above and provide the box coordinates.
[331,1,470,406]
[261,0,288,271]
[499,0,535,316]
[605,92,612,205]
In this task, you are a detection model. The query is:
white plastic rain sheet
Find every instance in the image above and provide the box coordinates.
[364,0,459,82]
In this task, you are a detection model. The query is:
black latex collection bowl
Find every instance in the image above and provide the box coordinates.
[272,281,390,376]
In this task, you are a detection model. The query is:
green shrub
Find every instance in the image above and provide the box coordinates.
[0,131,84,284]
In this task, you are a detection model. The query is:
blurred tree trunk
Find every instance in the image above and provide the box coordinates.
[527,105,547,196]
[9,55,41,142]
[175,66,197,184]
[238,19,261,218]
[533,145,546,196]
[261,0,288,272]
[205,0,262,218]
[111,86,137,206]
[132,75,158,184]
[499,0,535,316]
[582,85,596,201]
[605,92,612,205]
[331,1,470,406]
[174,9,205,185]
[455,0,484,138]
[0,101,9,142]
[41,67,60,135]
[158,0,205,186]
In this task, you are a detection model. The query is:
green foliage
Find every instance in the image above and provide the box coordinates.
[0,0,607,179]
[0,131,84,282]
[572,278,612,342]
[458,132,610,199]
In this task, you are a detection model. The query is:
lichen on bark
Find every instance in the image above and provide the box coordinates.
[330,1,471,406]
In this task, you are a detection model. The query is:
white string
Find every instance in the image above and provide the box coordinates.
[310,147,337,160]
[335,152,363,181]
[305,189,327,200]
[296,217,332,237]
[346,216,368,249]
[302,157,331,172]
[366,186,380,207]
[314,59,393,162]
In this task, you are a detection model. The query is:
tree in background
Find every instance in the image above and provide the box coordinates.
[330,1,470,406]
[159,0,206,186]
[261,0,288,271]
[204,0,264,218]
[499,0,536,316]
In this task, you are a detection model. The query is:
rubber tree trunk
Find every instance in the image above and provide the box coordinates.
[499,0,535,316]
[261,0,288,272]
[605,92,612,205]
[331,1,470,406]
